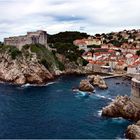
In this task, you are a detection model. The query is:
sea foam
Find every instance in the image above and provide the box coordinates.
[21,82,56,88]
[97,110,102,117]
[94,94,114,101]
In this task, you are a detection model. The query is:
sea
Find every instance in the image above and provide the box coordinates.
[0,75,132,139]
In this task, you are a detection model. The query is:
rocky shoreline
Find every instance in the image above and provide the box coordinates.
[102,95,140,139]
[102,96,140,121]
[125,120,140,139]
[78,74,140,139]
[0,44,91,85]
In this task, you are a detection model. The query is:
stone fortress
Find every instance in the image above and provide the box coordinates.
[4,30,48,50]
[131,73,140,107]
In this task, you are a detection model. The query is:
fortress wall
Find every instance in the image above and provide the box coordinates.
[131,77,140,107]
[4,30,48,50]
[38,32,47,45]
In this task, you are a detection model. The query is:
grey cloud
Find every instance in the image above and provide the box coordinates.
[0,0,140,41]
[50,15,86,22]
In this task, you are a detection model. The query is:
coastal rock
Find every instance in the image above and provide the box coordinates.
[15,74,26,85]
[87,75,96,82]
[79,79,94,92]
[102,96,140,121]
[0,52,54,85]
[88,75,108,89]
[63,59,92,75]
[98,79,108,89]
[24,64,54,84]
[126,121,140,139]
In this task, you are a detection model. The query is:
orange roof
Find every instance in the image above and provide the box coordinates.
[117,61,125,65]
[89,60,105,65]
[108,49,115,53]
[131,55,139,59]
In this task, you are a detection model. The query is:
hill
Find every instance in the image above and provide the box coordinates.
[48,31,89,43]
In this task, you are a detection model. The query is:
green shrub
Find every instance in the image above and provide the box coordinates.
[40,59,49,69]
[57,61,65,71]
[10,48,22,59]
[22,44,30,50]
[87,45,101,48]
[136,50,140,56]
[82,58,89,66]
[29,44,61,71]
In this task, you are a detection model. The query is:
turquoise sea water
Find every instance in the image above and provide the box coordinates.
[0,75,132,139]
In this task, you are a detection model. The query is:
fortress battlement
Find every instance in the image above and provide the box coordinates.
[4,30,48,50]
[131,73,140,107]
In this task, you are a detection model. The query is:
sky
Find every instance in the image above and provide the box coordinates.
[0,0,140,41]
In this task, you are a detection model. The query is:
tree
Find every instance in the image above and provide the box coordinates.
[136,50,140,56]
[47,31,89,43]
[89,49,95,56]
[109,40,121,47]
[87,45,101,48]
[0,42,3,45]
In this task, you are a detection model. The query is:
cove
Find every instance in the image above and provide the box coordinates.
[0,75,132,139]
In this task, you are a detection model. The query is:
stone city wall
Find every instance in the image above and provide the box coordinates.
[131,77,140,107]
[4,30,47,50]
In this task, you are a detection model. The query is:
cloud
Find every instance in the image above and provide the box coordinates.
[0,0,140,41]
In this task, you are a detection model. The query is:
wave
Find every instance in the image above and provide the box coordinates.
[73,89,95,94]
[97,110,102,117]
[74,90,90,98]
[44,82,56,86]
[21,82,56,88]
[111,117,127,124]
[94,94,114,101]
[115,136,125,140]
[21,83,31,88]
[78,91,88,96]
[95,94,106,99]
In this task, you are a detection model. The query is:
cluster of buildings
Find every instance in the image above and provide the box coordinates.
[73,36,102,51]
[74,29,140,75]
[82,50,140,74]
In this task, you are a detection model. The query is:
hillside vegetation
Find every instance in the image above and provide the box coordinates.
[0,44,64,71]
[48,31,89,66]
[48,31,89,43]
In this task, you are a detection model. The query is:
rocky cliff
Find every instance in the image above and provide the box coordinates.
[0,44,90,85]
[0,44,64,85]
[102,96,140,121]
[102,95,140,139]
[126,120,140,139]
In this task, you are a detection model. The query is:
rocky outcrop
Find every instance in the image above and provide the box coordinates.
[126,121,140,139]
[102,96,140,121]
[56,54,92,75]
[88,75,108,89]
[0,52,54,85]
[0,45,94,85]
[79,79,94,92]
[64,61,91,75]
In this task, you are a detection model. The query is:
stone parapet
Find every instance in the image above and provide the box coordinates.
[131,77,140,107]
[4,30,48,50]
